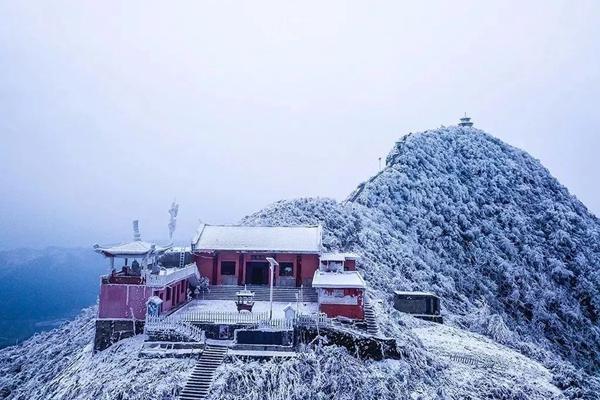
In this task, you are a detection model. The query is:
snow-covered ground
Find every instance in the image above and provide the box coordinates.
[174,299,318,319]
[408,318,563,399]
[0,308,195,400]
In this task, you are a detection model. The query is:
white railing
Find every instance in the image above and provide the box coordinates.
[144,264,199,287]
[145,316,206,342]
[168,309,332,330]
[181,310,294,329]
[295,313,333,327]
[183,310,271,324]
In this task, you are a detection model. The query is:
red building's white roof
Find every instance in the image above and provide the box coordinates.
[320,252,359,262]
[192,224,322,254]
[93,241,171,258]
[312,271,366,289]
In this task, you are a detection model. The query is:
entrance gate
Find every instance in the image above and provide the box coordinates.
[245,262,269,285]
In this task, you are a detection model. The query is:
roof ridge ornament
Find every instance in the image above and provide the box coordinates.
[168,201,179,240]
[133,220,141,241]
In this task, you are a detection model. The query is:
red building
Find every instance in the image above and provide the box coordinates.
[93,226,199,351]
[94,223,370,351]
[191,225,366,320]
[313,253,366,319]
[191,224,323,287]
[94,240,195,320]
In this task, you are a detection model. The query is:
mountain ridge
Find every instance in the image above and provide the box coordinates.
[245,126,600,373]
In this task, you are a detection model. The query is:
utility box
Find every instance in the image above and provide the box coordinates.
[146,296,163,318]
[393,291,442,323]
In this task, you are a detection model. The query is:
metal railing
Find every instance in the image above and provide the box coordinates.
[182,310,294,329]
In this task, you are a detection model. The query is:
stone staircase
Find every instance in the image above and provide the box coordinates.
[201,285,318,303]
[363,300,380,336]
[179,345,228,400]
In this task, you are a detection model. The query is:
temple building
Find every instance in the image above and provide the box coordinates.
[313,252,365,319]
[92,222,199,350]
[191,224,323,287]
[93,221,372,351]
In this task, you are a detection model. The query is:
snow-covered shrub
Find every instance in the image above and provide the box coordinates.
[209,346,420,400]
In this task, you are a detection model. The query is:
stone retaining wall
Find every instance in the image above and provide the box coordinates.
[94,319,145,352]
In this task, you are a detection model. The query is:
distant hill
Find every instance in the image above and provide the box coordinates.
[0,247,105,347]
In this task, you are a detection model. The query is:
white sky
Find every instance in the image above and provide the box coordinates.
[1,1,599,248]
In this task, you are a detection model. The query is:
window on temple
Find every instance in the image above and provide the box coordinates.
[166,287,171,301]
[279,262,293,276]
[181,281,186,293]
[221,261,236,275]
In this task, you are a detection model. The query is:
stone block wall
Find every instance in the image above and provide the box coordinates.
[94,319,145,352]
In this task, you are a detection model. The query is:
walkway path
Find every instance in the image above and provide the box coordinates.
[179,345,228,400]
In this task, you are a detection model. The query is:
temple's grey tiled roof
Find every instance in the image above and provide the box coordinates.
[192,224,322,253]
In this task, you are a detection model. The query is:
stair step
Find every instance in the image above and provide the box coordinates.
[179,347,227,400]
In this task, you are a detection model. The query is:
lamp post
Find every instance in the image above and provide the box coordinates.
[266,257,279,320]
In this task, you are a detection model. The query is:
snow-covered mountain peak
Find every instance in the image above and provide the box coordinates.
[3,126,600,399]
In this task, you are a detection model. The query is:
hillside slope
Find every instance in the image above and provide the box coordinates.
[243,126,600,376]
[0,306,564,400]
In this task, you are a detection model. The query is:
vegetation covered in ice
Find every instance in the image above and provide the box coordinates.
[0,308,194,399]
[2,126,600,398]
[242,126,600,395]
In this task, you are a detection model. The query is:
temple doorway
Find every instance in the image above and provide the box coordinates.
[245,262,269,285]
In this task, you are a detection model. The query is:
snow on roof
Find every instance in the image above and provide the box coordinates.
[93,241,171,257]
[312,271,366,289]
[320,252,359,262]
[394,290,439,298]
[192,224,322,253]
[166,246,191,253]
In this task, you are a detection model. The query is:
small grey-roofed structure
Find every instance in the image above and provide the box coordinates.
[393,290,442,323]
[191,224,322,254]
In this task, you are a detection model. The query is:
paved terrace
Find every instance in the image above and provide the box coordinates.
[171,299,319,320]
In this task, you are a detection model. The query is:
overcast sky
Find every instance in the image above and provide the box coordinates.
[1,1,599,249]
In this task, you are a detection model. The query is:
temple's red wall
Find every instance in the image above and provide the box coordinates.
[195,254,215,283]
[194,251,320,287]
[98,279,189,320]
[317,287,365,319]
[344,259,356,271]
[301,254,319,286]
[319,303,364,319]
[98,284,152,319]
[151,280,188,311]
